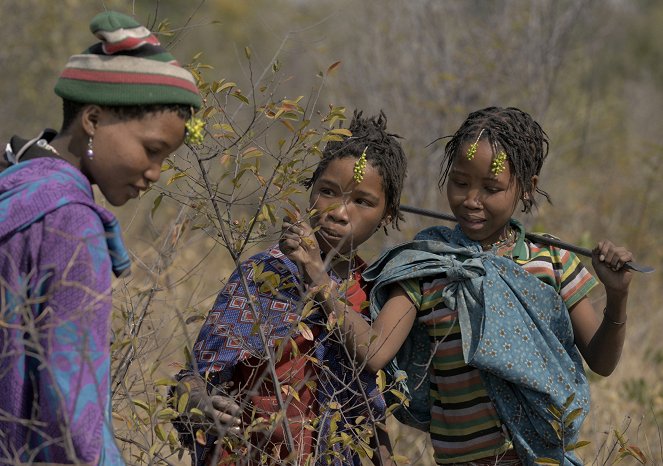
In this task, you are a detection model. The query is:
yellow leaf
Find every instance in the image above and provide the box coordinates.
[329,128,352,137]
[534,459,560,465]
[153,377,177,387]
[388,389,408,403]
[202,106,217,118]
[166,171,187,185]
[154,423,167,441]
[392,454,411,465]
[168,429,178,447]
[157,408,178,420]
[195,429,206,445]
[177,393,189,414]
[376,370,386,392]
[328,401,341,410]
[298,321,314,341]
[132,399,151,413]
[217,81,237,93]
[301,300,316,319]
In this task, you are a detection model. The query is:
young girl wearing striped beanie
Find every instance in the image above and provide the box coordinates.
[0,11,200,465]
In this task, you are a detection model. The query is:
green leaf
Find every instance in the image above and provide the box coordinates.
[177,393,189,414]
[534,458,560,465]
[562,393,576,411]
[563,407,584,427]
[151,193,164,217]
[547,405,562,420]
[157,407,179,420]
[232,91,249,104]
[566,440,591,451]
[153,377,177,387]
[132,399,151,413]
[154,423,167,441]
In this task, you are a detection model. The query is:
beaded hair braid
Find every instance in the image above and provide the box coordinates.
[439,106,551,213]
[305,110,407,230]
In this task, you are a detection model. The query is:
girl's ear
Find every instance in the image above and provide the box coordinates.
[522,175,539,209]
[381,215,393,227]
[530,175,539,194]
[80,105,102,137]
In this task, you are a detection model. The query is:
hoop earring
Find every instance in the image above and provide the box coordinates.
[86,136,95,160]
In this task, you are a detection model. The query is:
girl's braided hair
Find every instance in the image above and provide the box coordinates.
[439,106,550,213]
[305,110,407,230]
[60,99,191,132]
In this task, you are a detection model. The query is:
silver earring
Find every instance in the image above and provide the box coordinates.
[86,136,95,160]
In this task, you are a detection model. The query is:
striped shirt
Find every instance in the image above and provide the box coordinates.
[400,236,598,464]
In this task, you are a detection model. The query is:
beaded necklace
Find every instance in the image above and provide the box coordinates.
[481,226,516,253]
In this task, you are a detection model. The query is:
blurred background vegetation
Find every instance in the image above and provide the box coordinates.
[2,0,662,464]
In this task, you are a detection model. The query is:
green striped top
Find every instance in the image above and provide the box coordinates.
[400,237,597,464]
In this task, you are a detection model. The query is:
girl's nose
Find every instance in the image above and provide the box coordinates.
[463,189,482,209]
[145,162,162,183]
[328,201,349,223]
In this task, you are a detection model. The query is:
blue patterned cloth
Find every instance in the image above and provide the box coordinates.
[363,225,589,465]
[0,156,128,464]
[187,247,385,465]
[0,158,130,276]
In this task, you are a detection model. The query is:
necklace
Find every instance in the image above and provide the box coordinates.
[481,226,516,251]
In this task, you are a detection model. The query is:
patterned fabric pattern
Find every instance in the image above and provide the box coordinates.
[364,224,592,466]
[188,246,385,465]
[0,156,128,464]
[398,230,596,464]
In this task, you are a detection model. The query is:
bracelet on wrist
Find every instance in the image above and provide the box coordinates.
[603,307,627,326]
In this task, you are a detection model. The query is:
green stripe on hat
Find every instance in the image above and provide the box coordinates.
[55,81,201,107]
[91,10,142,32]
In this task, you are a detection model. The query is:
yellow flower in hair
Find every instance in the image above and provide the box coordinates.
[491,150,508,175]
[466,141,478,161]
[185,117,205,145]
[466,128,484,161]
[353,147,368,183]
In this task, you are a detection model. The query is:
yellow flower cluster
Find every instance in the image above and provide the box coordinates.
[466,141,478,160]
[353,147,368,183]
[185,117,205,145]
[491,150,507,175]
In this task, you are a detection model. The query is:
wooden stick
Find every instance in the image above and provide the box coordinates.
[399,204,654,273]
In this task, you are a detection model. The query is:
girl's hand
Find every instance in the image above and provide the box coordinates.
[279,214,328,287]
[592,240,633,293]
[176,376,242,436]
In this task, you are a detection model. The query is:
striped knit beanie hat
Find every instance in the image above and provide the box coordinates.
[54,11,201,108]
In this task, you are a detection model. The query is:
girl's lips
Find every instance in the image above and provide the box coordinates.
[459,216,486,230]
[318,226,346,243]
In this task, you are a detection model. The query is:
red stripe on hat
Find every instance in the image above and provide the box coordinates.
[103,35,161,54]
[60,68,199,93]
